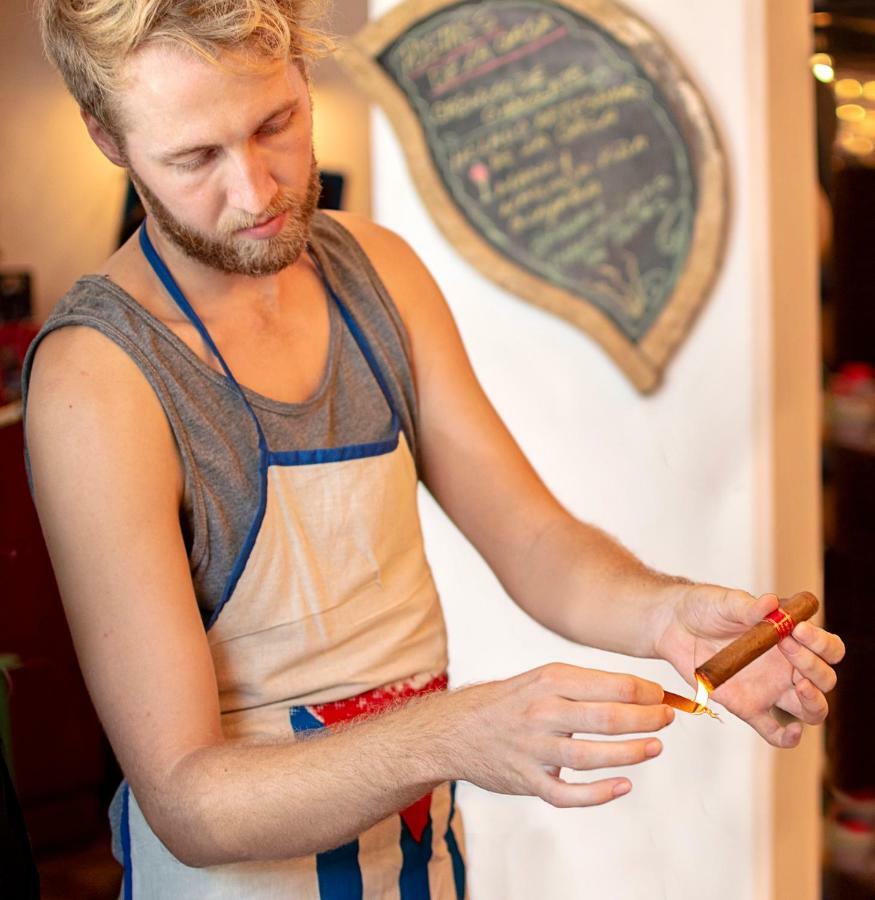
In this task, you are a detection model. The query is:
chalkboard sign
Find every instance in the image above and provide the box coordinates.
[341,0,727,391]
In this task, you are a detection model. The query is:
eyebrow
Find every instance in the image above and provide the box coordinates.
[158,100,299,163]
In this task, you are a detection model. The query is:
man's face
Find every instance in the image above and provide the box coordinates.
[117,44,319,276]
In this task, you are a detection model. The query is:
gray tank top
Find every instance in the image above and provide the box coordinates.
[22,212,421,618]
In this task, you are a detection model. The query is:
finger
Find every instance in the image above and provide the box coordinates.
[773,686,805,717]
[559,699,675,736]
[717,590,779,629]
[533,664,665,706]
[774,676,831,724]
[534,772,634,809]
[545,736,664,771]
[793,678,830,724]
[746,710,804,749]
[772,677,829,726]
[791,621,846,665]
[778,637,838,693]
[770,704,801,727]
[750,592,781,624]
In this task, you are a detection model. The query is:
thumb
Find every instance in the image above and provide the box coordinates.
[751,592,780,624]
[724,591,779,627]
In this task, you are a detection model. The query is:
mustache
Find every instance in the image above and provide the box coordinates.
[219,192,298,235]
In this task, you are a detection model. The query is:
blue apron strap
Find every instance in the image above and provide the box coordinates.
[327,286,401,430]
[140,220,402,447]
[139,223,267,450]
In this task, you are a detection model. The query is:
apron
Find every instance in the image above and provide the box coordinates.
[115,223,467,899]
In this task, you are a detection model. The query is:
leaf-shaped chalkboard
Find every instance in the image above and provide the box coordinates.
[340,0,728,391]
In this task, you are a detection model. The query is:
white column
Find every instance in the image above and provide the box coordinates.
[368,0,820,897]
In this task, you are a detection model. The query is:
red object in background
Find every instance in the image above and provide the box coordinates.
[832,362,875,395]
[0,322,37,364]
[0,415,113,850]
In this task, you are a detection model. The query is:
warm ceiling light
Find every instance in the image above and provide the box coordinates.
[859,116,875,137]
[835,78,863,99]
[842,135,874,156]
[814,64,835,83]
[837,103,867,121]
[811,52,835,83]
[863,81,875,101]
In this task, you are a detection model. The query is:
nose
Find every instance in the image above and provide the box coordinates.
[225,145,277,216]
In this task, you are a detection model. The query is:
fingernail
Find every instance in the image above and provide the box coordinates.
[613,782,631,797]
[665,707,675,724]
[645,740,662,758]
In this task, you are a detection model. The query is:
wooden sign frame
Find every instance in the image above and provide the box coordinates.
[339,0,728,392]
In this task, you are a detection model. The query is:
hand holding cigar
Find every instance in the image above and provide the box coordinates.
[663,591,820,719]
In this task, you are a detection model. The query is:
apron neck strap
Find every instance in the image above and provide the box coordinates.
[331,295,399,423]
[138,222,267,448]
[139,219,402,447]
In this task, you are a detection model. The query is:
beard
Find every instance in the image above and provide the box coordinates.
[129,155,322,277]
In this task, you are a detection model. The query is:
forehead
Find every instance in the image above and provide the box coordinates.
[118,42,308,146]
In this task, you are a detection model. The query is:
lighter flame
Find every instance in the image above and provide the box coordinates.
[693,674,720,720]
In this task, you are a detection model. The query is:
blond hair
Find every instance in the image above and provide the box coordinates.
[38,0,333,135]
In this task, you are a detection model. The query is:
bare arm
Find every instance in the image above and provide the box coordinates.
[26,325,672,867]
[337,214,677,658]
[333,212,845,746]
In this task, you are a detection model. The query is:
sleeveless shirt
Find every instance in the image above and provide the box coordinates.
[21,212,422,620]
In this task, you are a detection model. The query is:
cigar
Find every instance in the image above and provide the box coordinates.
[661,591,819,717]
[695,591,819,693]
[662,690,710,716]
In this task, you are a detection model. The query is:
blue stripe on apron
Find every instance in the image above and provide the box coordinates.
[316,841,364,900]
[290,706,363,899]
[121,783,133,900]
[399,815,433,899]
[289,705,325,734]
[446,783,465,900]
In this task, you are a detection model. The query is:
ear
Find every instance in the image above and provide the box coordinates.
[80,109,127,167]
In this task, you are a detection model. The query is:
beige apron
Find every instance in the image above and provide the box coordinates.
[115,224,466,898]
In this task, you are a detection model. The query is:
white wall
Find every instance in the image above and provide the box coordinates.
[368,1,820,898]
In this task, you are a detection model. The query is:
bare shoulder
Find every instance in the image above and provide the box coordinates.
[321,210,444,327]
[29,325,158,425]
[27,325,182,499]
[321,209,411,258]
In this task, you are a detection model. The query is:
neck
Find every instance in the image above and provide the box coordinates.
[143,218,315,317]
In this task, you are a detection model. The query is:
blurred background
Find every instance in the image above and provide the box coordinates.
[813,2,875,898]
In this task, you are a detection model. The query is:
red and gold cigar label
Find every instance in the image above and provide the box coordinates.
[662,591,820,717]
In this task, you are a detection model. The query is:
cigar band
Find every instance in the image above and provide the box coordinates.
[764,607,795,639]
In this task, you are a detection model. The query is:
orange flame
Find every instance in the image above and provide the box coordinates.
[661,674,721,720]
[692,674,720,719]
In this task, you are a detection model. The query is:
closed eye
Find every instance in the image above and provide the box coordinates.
[258,113,293,137]
[175,148,217,172]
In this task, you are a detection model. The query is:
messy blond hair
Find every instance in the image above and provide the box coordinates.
[38,0,333,135]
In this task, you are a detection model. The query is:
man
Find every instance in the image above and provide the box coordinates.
[25,1,843,896]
